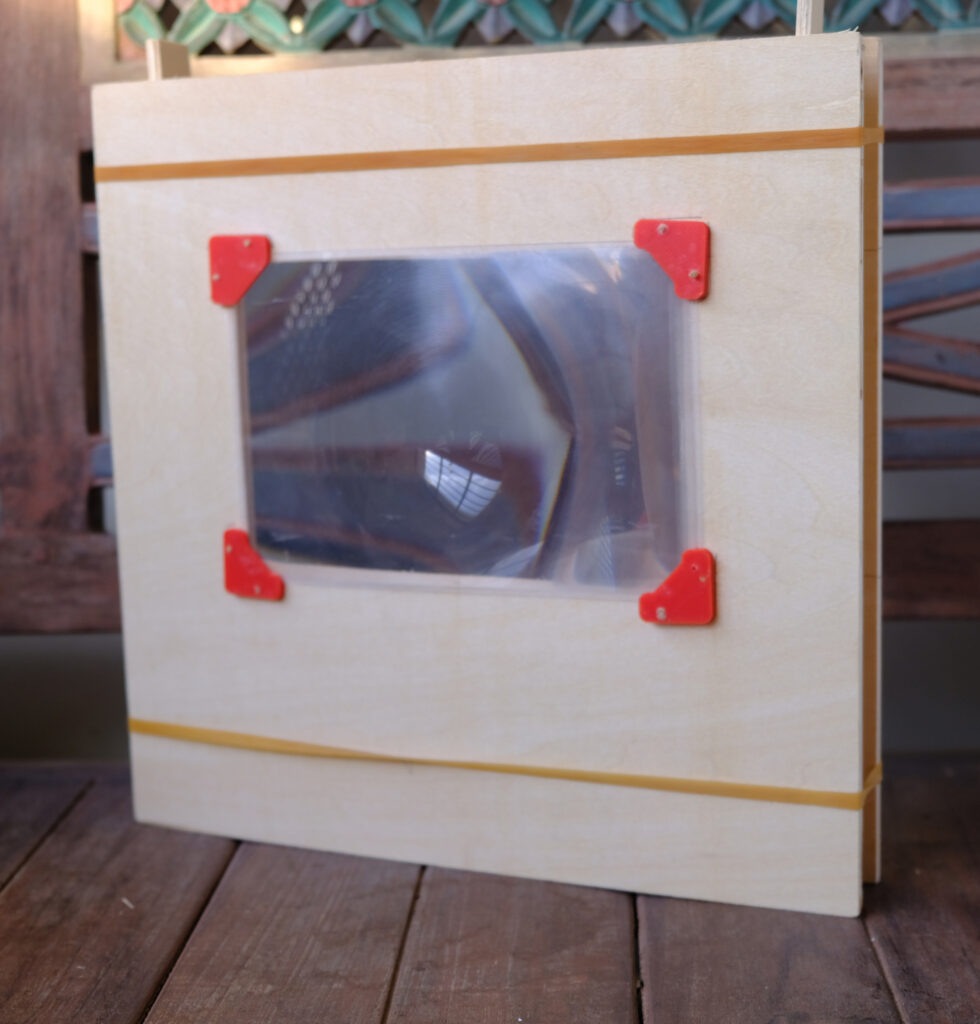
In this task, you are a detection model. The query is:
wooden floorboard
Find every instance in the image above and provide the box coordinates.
[142,844,420,1024]
[384,867,638,1024]
[865,756,980,1024]
[1,759,979,1021]
[0,775,235,1024]
[0,765,90,890]
[637,894,901,1023]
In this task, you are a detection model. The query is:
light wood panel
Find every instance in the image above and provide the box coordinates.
[130,733,864,916]
[96,36,878,915]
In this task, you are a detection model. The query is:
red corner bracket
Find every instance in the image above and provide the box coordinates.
[639,549,715,626]
[209,236,271,306]
[224,529,284,601]
[634,220,710,301]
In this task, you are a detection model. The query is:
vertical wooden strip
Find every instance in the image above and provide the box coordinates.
[795,0,824,34]
[146,41,191,82]
[0,767,90,889]
[142,846,420,1024]
[865,757,980,1022]
[0,0,86,446]
[637,895,900,1022]
[385,868,637,1024]
[0,777,234,1023]
[861,36,883,885]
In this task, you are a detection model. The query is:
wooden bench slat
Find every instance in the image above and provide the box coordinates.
[385,868,638,1024]
[0,766,90,890]
[142,844,419,1024]
[637,894,900,1022]
[865,756,980,1024]
[883,520,980,620]
[0,777,234,1024]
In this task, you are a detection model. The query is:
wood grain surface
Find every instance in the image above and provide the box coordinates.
[883,520,980,619]
[385,868,638,1024]
[0,761,978,1021]
[0,777,234,1024]
[0,534,120,633]
[144,844,419,1024]
[0,767,89,890]
[883,56,980,138]
[638,896,900,1023]
[865,757,980,1024]
[0,0,119,635]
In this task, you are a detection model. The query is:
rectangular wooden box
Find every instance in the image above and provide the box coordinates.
[94,32,882,916]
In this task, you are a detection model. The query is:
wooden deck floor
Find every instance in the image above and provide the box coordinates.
[0,756,977,1023]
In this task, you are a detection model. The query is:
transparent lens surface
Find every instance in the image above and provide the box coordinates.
[243,246,692,591]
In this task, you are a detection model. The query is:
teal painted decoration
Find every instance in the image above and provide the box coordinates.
[116,0,974,55]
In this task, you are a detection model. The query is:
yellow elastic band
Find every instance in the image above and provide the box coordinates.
[129,717,882,812]
[95,126,883,184]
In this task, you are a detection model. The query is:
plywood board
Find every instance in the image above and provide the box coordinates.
[94,35,879,915]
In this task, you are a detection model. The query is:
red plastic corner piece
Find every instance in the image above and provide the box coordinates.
[224,529,284,601]
[633,220,710,301]
[639,549,716,626]
[209,236,271,306]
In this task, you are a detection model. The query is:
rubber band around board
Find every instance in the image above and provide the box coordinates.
[129,717,882,812]
[95,126,883,184]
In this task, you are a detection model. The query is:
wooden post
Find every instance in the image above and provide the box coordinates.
[146,41,191,82]
[796,0,824,34]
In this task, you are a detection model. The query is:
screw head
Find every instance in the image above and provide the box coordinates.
[689,269,700,280]
[212,272,221,281]
[657,223,669,235]
[656,606,667,621]
[242,238,251,248]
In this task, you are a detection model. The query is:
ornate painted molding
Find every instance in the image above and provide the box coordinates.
[116,0,977,54]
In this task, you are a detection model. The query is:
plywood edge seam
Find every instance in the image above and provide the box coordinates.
[93,127,884,184]
[860,34,883,885]
[128,718,883,812]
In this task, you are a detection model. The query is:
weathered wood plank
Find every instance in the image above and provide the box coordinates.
[883,56,980,139]
[884,178,980,232]
[865,756,980,1024]
[0,777,234,1023]
[883,250,980,323]
[883,416,980,469]
[142,845,419,1024]
[0,0,89,523]
[0,438,94,532]
[883,520,980,620]
[385,868,637,1024]
[0,533,120,633]
[884,327,980,396]
[637,895,900,1023]
[0,766,90,891]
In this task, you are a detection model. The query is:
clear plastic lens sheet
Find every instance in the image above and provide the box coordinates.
[242,245,696,593]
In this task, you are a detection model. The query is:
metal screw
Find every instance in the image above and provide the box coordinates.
[656,607,667,621]
[242,238,251,247]
[657,223,668,235]
[689,269,700,279]
[212,273,220,281]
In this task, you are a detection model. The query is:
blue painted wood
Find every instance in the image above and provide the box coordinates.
[883,417,980,468]
[884,329,980,394]
[884,182,980,230]
[883,254,980,315]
